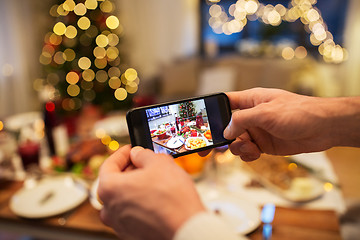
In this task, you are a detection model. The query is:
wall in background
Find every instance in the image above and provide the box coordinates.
[117,0,200,80]
[0,0,51,118]
[344,0,360,96]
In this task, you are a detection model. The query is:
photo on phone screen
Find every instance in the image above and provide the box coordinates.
[145,99,213,155]
[126,93,233,158]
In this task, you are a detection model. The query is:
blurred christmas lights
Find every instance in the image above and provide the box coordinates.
[38,0,139,113]
[208,0,347,63]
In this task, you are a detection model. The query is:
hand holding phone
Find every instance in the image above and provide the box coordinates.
[126,93,233,158]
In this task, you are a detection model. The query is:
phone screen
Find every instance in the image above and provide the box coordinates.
[127,93,233,157]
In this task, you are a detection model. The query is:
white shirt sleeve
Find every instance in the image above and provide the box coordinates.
[173,212,248,240]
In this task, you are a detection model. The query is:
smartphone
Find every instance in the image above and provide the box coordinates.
[126,93,233,158]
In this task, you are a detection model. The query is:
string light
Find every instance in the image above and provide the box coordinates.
[74,3,87,16]
[65,25,78,39]
[53,22,66,35]
[124,68,138,81]
[114,88,127,101]
[282,47,295,60]
[78,17,91,30]
[208,0,346,63]
[96,34,109,47]
[82,69,95,81]
[108,140,120,151]
[78,57,91,70]
[85,0,98,10]
[100,1,114,13]
[106,16,120,29]
[67,84,81,97]
[66,71,79,85]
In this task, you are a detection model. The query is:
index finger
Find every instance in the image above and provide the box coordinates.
[226,88,281,110]
[99,145,132,176]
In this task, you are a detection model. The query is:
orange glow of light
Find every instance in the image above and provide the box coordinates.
[46,102,55,112]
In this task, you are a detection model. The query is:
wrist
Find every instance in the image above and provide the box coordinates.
[325,97,360,148]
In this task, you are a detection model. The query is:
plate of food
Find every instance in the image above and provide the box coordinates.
[167,137,185,149]
[185,137,209,150]
[203,129,213,142]
[153,129,168,139]
[245,154,325,202]
[10,175,88,218]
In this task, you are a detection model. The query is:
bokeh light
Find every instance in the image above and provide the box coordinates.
[82,69,95,81]
[282,47,294,60]
[114,88,127,101]
[85,0,98,10]
[65,25,78,39]
[53,22,66,35]
[96,34,109,47]
[64,48,76,61]
[108,67,121,77]
[125,81,138,94]
[106,47,119,59]
[106,16,120,29]
[74,3,87,16]
[63,0,76,11]
[96,70,108,82]
[108,140,120,151]
[107,33,119,46]
[66,71,80,85]
[124,68,138,81]
[67,84,81,97]
[109,76,121,89]
[78,57,91,70]
[100,1,114,13]
[94,58,107,69]
[101,135,112,145]
[93,47,106,59]
[78,17,91,30]
[54,51,66,64]
[294,46,307,59]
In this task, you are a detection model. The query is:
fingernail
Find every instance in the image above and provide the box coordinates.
[223,122,232,139]
[130,146,144,158]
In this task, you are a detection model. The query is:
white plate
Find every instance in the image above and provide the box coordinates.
[166,137,185,149]
[4,112,42,132]
[10,175,88,218]
[184,137,211,150]
[204,195,261,235]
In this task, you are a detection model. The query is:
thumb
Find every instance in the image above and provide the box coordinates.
[223,108,262,140]
[130,146,175,168]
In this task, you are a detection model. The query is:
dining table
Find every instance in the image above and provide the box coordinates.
[1,146,359,240]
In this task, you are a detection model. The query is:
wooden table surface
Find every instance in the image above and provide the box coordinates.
[2,147,357,240]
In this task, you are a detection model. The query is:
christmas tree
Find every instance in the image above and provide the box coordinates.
[39,0,139,114]
[178,101,196,121]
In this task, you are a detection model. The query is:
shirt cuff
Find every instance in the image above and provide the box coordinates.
[173,212,247,240]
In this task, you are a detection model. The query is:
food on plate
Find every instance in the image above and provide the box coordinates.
[204,129,212,140]
[246,154,309,190]
[154,129,167,135]
[150,130,157,137]
[190,129,198,137]
[180,126,190,134]
[154,129,168,139]
[186,137,207,150]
